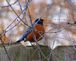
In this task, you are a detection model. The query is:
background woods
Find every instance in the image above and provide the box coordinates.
[0,0,76,44]
[0,0,76,61]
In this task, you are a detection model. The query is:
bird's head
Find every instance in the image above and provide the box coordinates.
[35,18,44,25]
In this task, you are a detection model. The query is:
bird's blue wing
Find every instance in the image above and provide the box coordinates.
[16,18,40,43]
[16,26,33,43]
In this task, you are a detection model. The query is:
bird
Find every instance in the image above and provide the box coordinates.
[15,18,45,44]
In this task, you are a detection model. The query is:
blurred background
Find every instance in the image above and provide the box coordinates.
[0,0,76,61]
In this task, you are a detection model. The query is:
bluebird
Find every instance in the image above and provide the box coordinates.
[15,18,45,44]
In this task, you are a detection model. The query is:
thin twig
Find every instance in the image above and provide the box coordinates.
[1,0,32,35]
[0,0,18,7]
[6,0,30,27]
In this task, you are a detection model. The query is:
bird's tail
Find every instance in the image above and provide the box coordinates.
[13,37,27,44]
[15,40,21,44]
[9,39,24,45]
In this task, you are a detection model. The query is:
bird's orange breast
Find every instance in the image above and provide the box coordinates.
[27,24,44,42]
